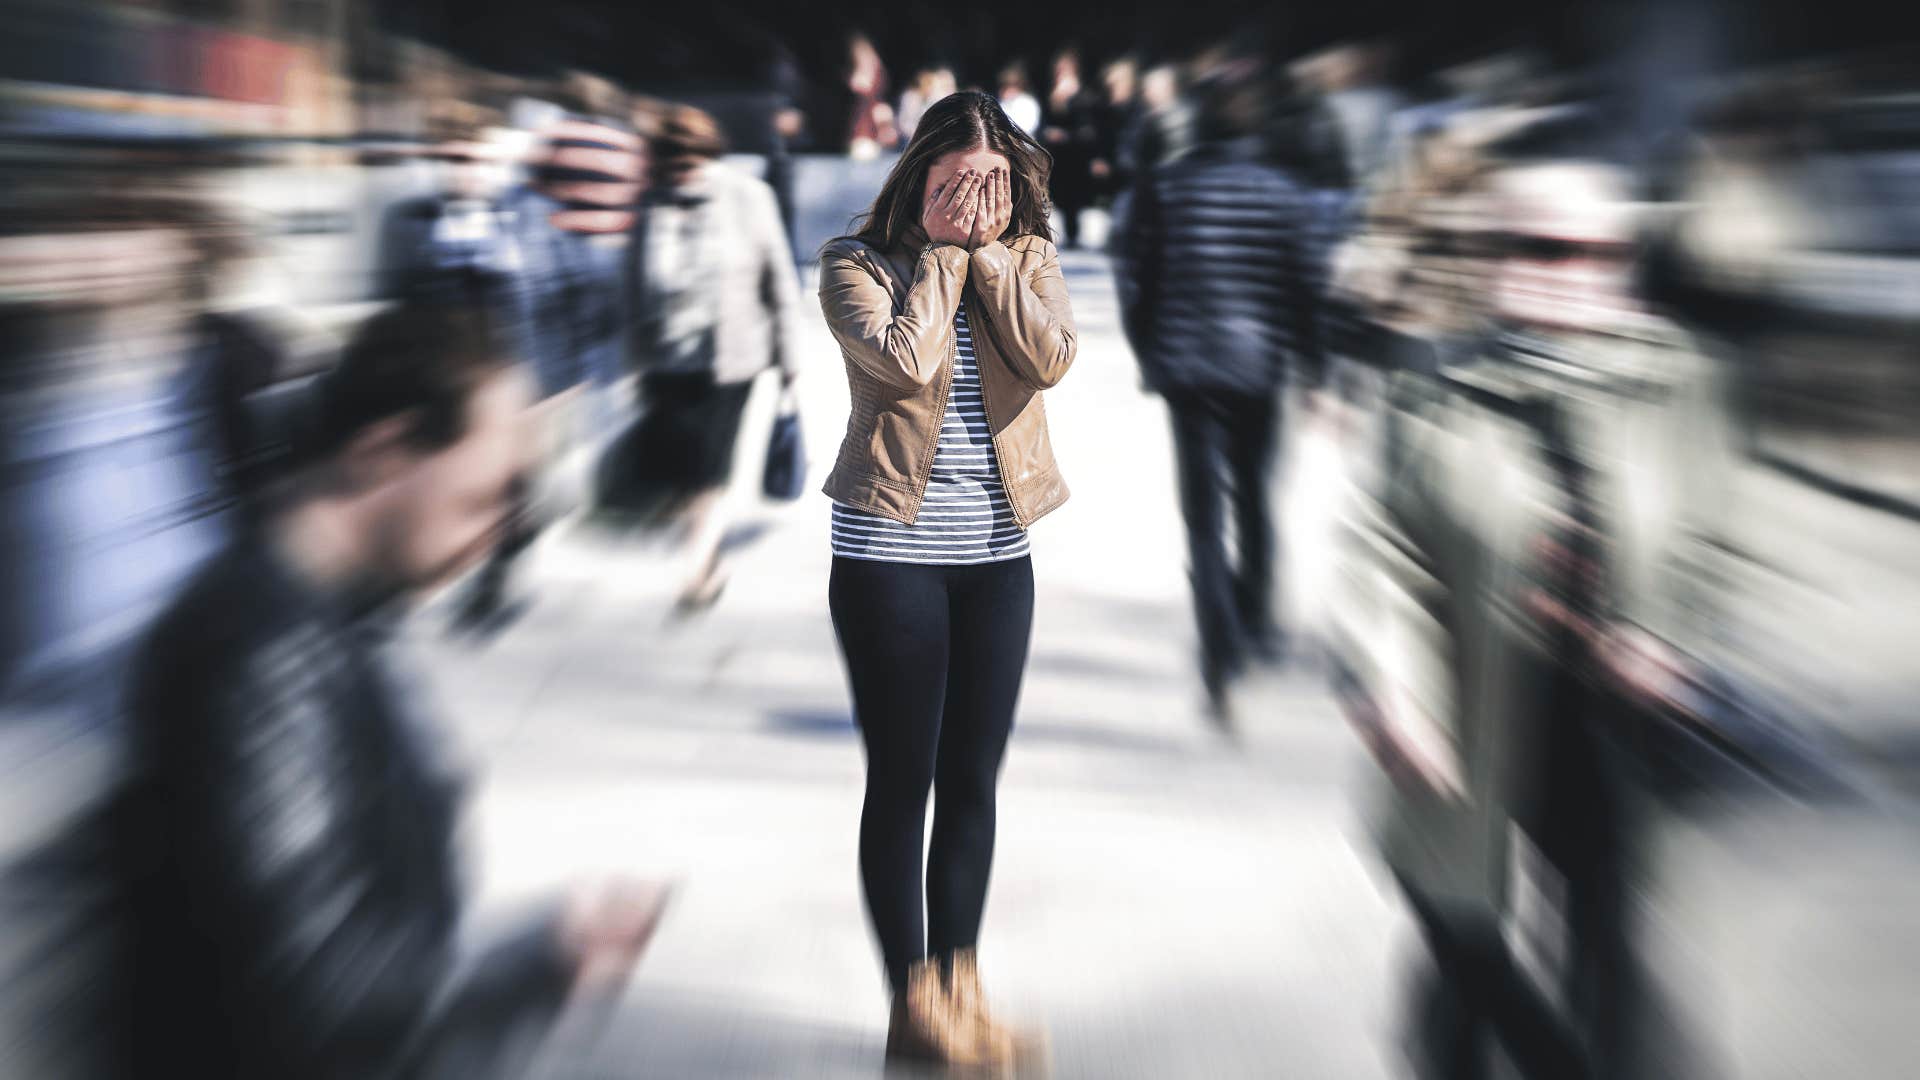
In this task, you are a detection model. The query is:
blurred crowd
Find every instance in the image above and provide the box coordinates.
[3,0,1920,1075]
[1126,36,1920,1080]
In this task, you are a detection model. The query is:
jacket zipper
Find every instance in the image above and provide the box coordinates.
[964,297,1027,527]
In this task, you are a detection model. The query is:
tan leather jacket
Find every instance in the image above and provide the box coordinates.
[818,228,1075,527]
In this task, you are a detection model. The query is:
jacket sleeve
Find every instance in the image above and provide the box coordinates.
[753,181,804,380]
[818,241,969,390]
[966,238,1078,390]
[172,649,574,1078]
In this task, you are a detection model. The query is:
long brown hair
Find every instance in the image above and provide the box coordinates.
[841,90,1053,251]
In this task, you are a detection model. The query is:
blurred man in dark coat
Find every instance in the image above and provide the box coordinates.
[1115,72,1331,722]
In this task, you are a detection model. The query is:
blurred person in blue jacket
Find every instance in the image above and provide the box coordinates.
[451,92,647,634]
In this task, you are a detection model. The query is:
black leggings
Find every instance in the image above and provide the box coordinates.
[828,555,1035,993]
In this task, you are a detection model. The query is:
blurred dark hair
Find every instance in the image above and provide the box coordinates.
[1194,71,1267,142]
[314,302,516,459]
[654,104,729,164]
[841,90,1053,252]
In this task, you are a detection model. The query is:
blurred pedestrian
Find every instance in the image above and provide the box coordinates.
[109,301,670,1080]
[449,93,645,636]
[897,66,958,143]
[1093,57,1142,199]
[846,33,897,159]
[1041,48,1101,248]
[1299,40,1408,190]
[1114,72,1329,723]
[818,89,1073,1071]
[764,43,811,243]
[374,114,522,309]
[1127,62,1194,176]
[0,192,235,708]
[622,104,802,612]
[997,63,1041,137]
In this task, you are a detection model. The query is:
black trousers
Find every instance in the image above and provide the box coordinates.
[828,555,1035,993]
[1164,388,1281,676]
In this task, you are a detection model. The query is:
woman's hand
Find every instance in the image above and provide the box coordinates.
[969,168,1012,250]
[922,169,982,248]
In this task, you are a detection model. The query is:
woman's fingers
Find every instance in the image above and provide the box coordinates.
[939,170,969,213]
[951,173,982,224]
[955,170,983,214]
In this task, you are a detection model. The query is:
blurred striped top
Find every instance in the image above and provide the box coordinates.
[831,303,1029,565]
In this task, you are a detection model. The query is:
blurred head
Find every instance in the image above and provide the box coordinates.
[999,64,1030,96]
[1104,58,1139,104]
[312,303,532,597]
[1192,63,1269,144]
[1054,50,1082,82]
[918,67,958,98]
[1491,160,1643,330]
[1141,65,1180,112]
[651,104,728,189]
[844,90,1054,251]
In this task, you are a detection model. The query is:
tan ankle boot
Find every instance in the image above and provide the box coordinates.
[946,949,1049,1076]
[887,959,990,1068]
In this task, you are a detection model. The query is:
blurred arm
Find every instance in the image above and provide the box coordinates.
[175,654,573,1078]
[818,241,969,390]
[966,238,1078,390]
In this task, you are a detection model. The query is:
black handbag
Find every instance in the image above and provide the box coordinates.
[761,384,806,501]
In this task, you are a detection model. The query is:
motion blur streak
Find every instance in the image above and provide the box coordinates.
[3,1,1917,1077]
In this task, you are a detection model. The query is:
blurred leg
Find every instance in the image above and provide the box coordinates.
[1224,391,1281,653]
[926,557,1034,962]
[674,485,731,609]
[1167,391,1241,691]
[1405,883,1594,1080]
[829,558,951,993]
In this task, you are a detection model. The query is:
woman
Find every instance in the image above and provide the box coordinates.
[624,104,802,610]
[817,90,1075,1070]
[846,33,896,159]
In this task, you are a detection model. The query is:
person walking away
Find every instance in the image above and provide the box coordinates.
[1114,72,1329,724]
[818,90,1075,1072]
[106,301,670,1080]
[626,105,803,612]
[997,64,1042,138]
[1040,49,1102,248]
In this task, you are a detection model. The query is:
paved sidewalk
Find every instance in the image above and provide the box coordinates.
[415,252,1408,1078]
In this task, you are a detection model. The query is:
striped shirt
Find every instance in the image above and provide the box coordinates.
[831,303,1030,565]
